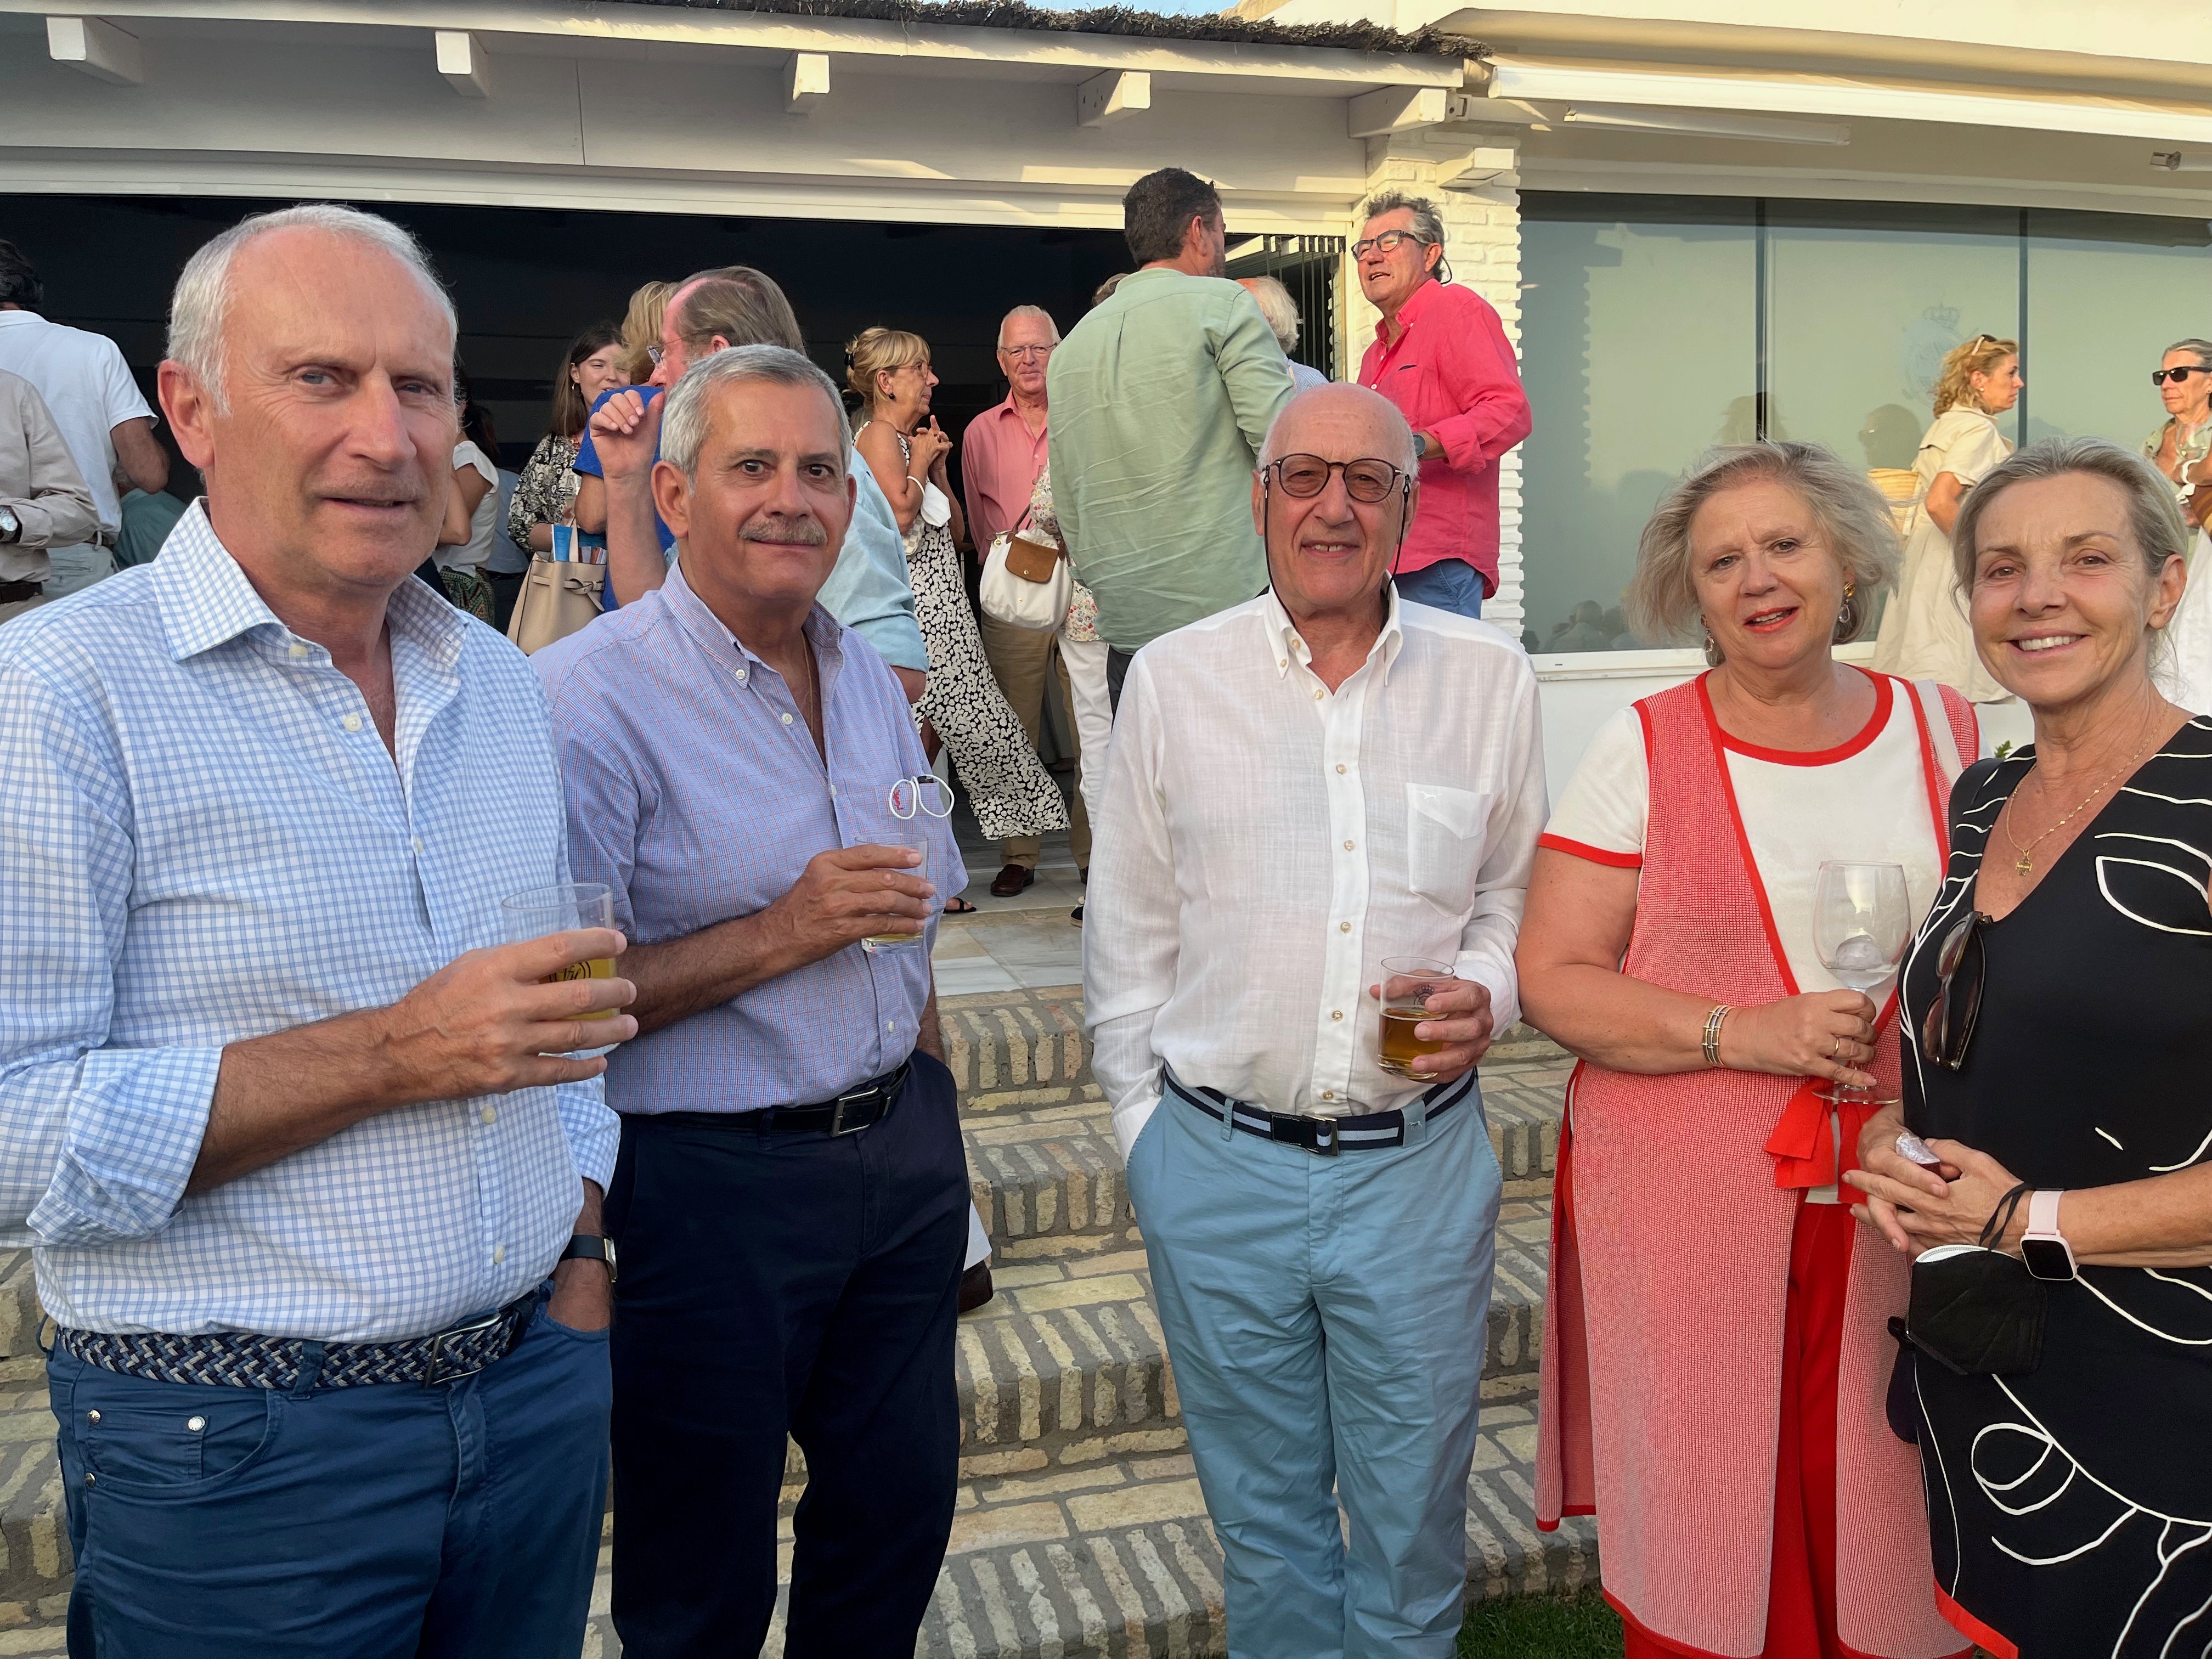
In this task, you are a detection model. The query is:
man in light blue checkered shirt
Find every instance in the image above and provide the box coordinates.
[0,205,638,1658]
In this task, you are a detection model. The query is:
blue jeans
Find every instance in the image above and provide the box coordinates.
[1391,560,1485,618]
[1125,1086,1501,1658]
[50,1291,611,1658]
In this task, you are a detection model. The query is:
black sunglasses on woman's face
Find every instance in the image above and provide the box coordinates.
[2152,366,2209,386]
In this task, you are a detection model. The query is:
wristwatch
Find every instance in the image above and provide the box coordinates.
[0,505,20,545]
[2020,1189,2076,1282]
[559,1233,618,1284]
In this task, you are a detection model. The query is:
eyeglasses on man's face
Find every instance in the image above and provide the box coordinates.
[1351,229,1431,261]
[2152,365,2208,386]
[1267,454,1408,504]
[998,344,1055,362]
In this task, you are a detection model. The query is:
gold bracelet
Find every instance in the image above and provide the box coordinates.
[1701,1004,1732,1069]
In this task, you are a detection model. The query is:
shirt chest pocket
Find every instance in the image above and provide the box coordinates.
[1405,783,1491,916]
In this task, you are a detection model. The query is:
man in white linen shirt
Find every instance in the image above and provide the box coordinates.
[1084,382,1547,1658]
[0,239,170,596]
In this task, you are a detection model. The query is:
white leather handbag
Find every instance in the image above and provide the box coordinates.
[979,526,1073,633]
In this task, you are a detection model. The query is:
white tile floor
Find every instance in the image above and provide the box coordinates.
[934,764,1087,991]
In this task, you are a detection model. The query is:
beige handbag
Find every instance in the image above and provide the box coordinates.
[506,556,606,654]
[979,527,1073,633]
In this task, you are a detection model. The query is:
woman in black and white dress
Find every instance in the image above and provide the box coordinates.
[1852,438,2212,1657]
[849,327,1068,861]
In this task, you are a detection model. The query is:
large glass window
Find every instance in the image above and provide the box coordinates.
[2024,210,2212,451]
[1520,198,1754,654]
[1517,195,2212,654]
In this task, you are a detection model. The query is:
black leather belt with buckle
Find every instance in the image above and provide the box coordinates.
[1164,1066,1476,1156]
[0,580,44,603]
[636,1061,911,1139]
[57,1290,540,1391]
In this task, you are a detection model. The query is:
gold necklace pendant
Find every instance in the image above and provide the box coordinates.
[2015,851,2034,877]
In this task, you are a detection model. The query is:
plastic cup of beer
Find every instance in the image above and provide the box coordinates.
[861,836,929,953]
[1378,956,1458,1080]
[502,881,617,1018]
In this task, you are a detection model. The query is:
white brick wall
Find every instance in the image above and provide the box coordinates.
[1346,131,1527,630]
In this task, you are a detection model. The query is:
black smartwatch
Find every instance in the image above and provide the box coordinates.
[559,1233,617,1284]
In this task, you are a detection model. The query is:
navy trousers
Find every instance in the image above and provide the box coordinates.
[49,1290,611,1658]
[605,1049,968,1658]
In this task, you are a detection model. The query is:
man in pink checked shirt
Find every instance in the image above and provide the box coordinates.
[1355,190,1531,619]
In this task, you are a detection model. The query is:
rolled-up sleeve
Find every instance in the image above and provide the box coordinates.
[1429,296,1532,475]
[1081,653,1180,1161]
[819,462,928,673]
[0,660,217,1248]
[1452,659,1548,1035]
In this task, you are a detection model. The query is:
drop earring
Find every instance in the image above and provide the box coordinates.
[1833,582,1858,644]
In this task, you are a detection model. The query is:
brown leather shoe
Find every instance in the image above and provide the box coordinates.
[990,864,1036,898]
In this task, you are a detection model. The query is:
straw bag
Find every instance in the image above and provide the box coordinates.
[507,556,605,654]
[980,528,1072,633]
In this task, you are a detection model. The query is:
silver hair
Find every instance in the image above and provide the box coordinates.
[1358,190,1450,282]
[166,204,454,412]
[1626,441,1901,649]
[1256,383,1419,472]
[996,304,1061,349]
[1238,275,1301,353]
[659,344,852,481]
[1950,436,2188,592]
[2164,337,2212,371]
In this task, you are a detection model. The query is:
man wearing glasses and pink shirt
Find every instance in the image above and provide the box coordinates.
[1353,191,1532,620]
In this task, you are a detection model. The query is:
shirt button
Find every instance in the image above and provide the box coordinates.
[1278,659,1286,669]
[342,713,363,733]
[782,713,794,726]
[1331,1010,1344,1021]
[411,837,425,855]
[1336,763,1347,774]
[1322,1090,1335,1101]
[287,643,308,659]
[1340,921,1351,933]
[493,1245,506,1265]
[886,1021,895,1031]
[1344,840,1356,851]
[1312,689,1323,701]
[480,1106,496,1125]
[735,668,747,681]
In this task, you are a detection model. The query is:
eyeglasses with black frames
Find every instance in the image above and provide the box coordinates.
[1351,229,1434,260]
[2152,365,2208,386]
[1266,455,1410,504]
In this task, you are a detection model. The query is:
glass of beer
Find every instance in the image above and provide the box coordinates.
[1378,956,1459,1080]
[862,836,930,952]
[501,881,617,1018]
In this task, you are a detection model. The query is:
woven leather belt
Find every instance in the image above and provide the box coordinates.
[0,580,43,604]
[635,1060,910,1138]
[1163,1066,1476,1156]
[58,1291,539,1391]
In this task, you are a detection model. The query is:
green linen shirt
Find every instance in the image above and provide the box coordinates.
[1047,268,1295,652]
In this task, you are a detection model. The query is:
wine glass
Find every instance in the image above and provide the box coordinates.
[1810,861,1910,1104]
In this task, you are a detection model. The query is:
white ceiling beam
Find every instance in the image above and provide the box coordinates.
[434,29,492,97]
[1077,69,1148,128]
[46,15,143,84]
[785,50,829,114]
[1348,84,1446,138]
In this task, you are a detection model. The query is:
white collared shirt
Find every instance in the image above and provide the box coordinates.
[0,310,153,537]
[1084,585,1548,1159]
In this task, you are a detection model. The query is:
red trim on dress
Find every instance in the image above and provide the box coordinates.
[1934,1585,2016,1659]
[1696,673,1803,998]
[1707,667,1893,766]
[1538,832,1643,869]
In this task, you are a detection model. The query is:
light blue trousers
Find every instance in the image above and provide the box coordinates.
[1126,1085,1501,1658]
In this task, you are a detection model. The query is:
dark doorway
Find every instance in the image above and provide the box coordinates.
[0,194,1134,483]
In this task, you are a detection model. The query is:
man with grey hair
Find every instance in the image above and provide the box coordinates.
[1353,189,1530,619]
[962,302,1091,898]
[1238,275,1329,391]
[535,344,969,1657]
[0,202,630,1655]
[1086,383,1547,1656]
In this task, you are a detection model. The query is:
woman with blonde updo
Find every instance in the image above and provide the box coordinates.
[849,327,1068,864]
[617,279,675,385]
[1871,333,2022,699]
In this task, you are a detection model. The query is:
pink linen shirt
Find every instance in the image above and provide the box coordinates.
[960,394,1051,547]
[1356,280,1531,594]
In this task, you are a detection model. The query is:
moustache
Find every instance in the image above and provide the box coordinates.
[739,515,828,546]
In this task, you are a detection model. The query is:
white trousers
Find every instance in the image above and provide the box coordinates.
[1060,635,1114,834]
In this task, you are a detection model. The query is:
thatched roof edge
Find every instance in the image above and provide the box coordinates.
[615,0,1487,59]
